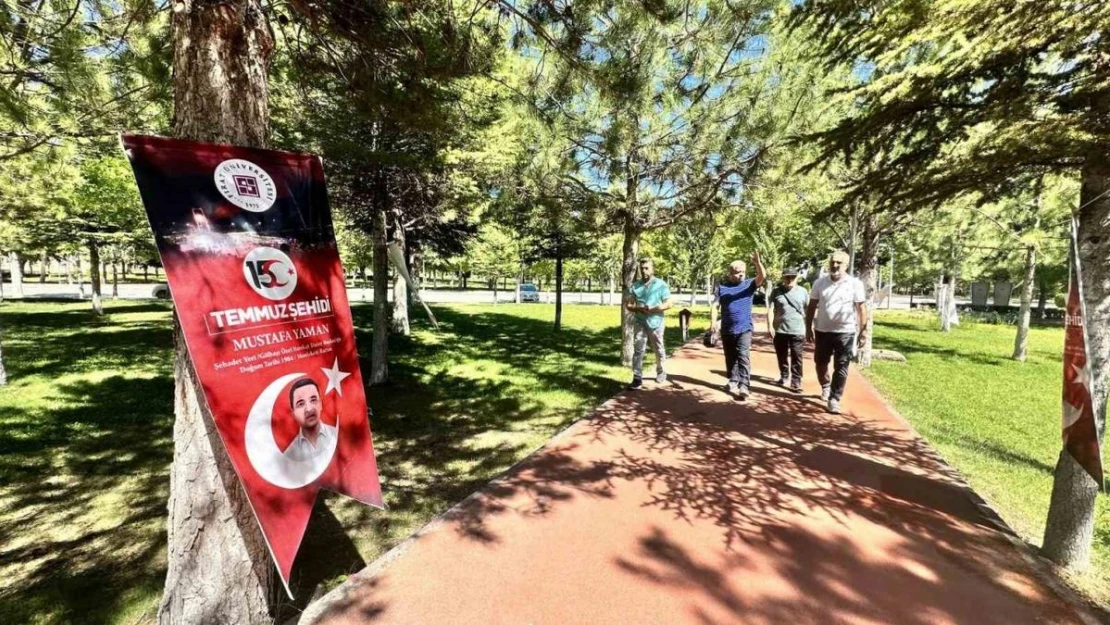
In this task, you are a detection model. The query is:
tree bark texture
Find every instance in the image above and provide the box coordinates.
[9,252,23,298]
[1012,246,1036,361]
[160,0,277,623]
[939,282,950,332]
[390,221,409,335]
[554,252,563,331]
[370,203,389,385]
[75,256,85,297]
[856,216,879,367]
[111,255,119,299]
[620,218,640,366]
[89,242,103,315]
[0,322,7,386]
[1043,158,1110,569]
[1037,279,1048,320]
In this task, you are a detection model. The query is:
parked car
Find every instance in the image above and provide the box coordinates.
[519,283,540,303]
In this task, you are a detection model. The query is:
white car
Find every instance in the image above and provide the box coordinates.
[519,283,540,303]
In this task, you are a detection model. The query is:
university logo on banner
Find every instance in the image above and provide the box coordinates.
[1062,217,1103,487]
[121,134,384,595]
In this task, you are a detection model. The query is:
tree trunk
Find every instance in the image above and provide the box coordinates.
[159,1,277,623]
[111,253,120,299]
[939,279,952,333]
[1012,245,1036,361]
[390,220,409,336]
[9,252,23,298]
[76,256,85,297]
[856,216,880,367]
[515,270,522,304]
[370,201,389,386]
[848,204,859,275]
[89,242,103,315]
[608,272,616,306]
[0,321,6,386]
[1042,158,1110,570]
[620,217,640,366]
[1037,277,1048,320]
[554,252,563,331]
[144,265,149,282]
[39,250,47,283]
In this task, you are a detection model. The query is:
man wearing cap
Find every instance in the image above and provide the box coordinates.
[768,267,808,392]
[805,251,868,414]
[625,257,673,389]
[711,251,767,400]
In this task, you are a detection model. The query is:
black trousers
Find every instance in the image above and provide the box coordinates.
[722,330,752,387]
[773,333,804,385]
[814,331,854,401]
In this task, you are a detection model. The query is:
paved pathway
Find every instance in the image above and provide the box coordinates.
[300,337,1096,625]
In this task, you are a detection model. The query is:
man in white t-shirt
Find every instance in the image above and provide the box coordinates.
[805,251,868,414]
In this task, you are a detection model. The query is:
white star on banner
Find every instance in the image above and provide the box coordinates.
[1072,363,1091,392]
[321,357,351,396]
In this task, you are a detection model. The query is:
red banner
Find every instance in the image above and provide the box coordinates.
[1062,217,1103,487]
[122,134,383,595]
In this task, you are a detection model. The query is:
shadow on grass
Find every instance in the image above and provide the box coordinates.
[1,302,706,622]
[0,375,173,624]
[872,333,1015,367]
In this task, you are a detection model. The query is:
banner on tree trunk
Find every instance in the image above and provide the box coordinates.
[1062,216,1103,488]
[121,134,384,595]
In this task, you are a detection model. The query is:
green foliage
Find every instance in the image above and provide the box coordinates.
[465,223,522,283]
[273,0,509,258]
[792,0,1110,210]
[0,0,170,161]
[507,0,787,236]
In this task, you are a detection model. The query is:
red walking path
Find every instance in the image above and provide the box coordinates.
[300,339,1100,625]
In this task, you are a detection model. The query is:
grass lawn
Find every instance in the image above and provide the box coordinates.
[866,310,1110,605]
[0,299,706,624]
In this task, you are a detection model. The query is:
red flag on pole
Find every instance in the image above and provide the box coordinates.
[1062,217,1103,487]
[121,134,384,596]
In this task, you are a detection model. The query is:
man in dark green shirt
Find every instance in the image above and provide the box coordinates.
[767,267,808,392]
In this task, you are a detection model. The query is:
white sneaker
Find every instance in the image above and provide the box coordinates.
[827,398,841,414]
[725,382,738,395]
[821,385,831,401]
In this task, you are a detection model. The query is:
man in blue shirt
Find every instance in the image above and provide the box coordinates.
[711,251,767,400]
[625,258,672,389]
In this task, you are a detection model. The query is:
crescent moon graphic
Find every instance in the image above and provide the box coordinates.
[245,372,340,489]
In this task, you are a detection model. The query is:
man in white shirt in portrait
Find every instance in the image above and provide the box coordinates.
[284,377,338,469]
[805,250,868,415]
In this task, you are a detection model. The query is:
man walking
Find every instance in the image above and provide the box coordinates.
[805,251,868,414]
[768,267,807,393]
[711,252,766,400]
[625,258,672,389]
